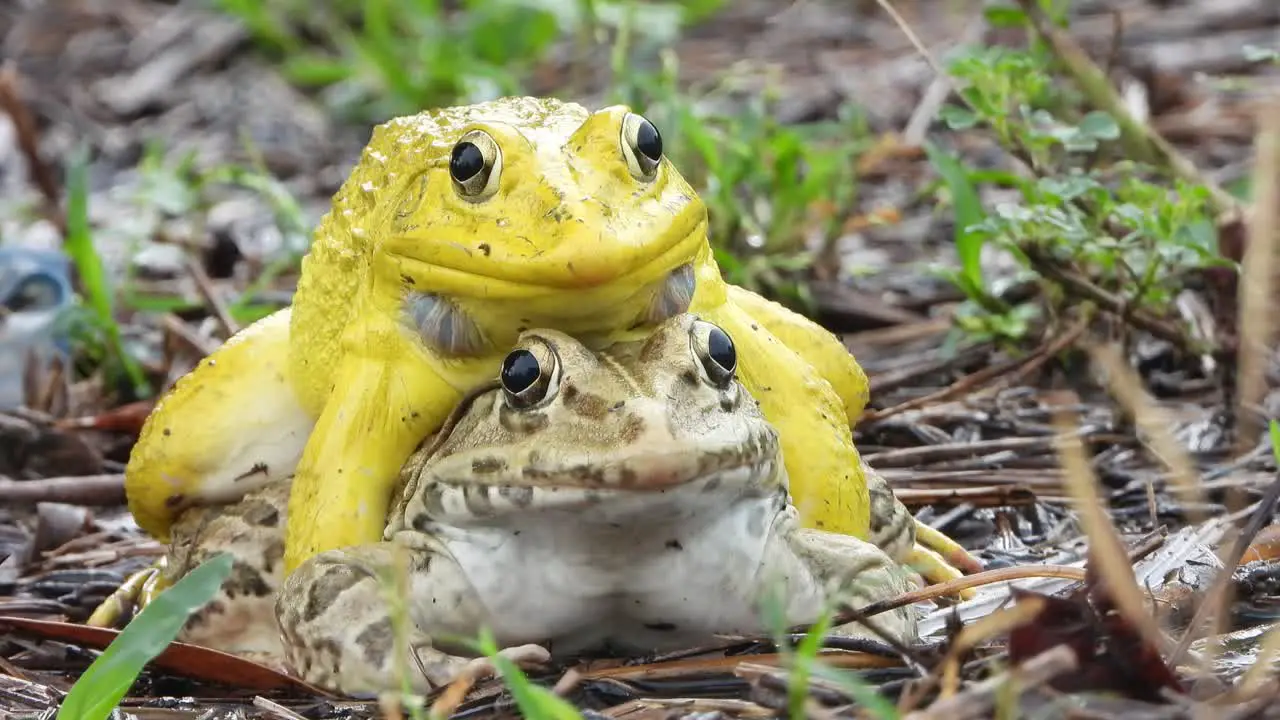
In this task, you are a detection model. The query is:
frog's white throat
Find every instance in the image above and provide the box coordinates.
[417,465,802,657]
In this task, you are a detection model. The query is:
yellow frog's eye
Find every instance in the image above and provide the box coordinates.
[500,341,560,409]
[620,113,662,180]
[690,321,737,389]
[449,130,502,200]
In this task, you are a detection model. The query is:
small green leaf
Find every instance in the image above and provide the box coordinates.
[476,628,582,720]
[1244,45,1280,64]
[939,105,979,130]
[58,554,234,720]
[924,140,987,296]
[63,145,150,398]
[983,4,1026,27]
[1269,419,1280,466]
[1077,111,1120,140]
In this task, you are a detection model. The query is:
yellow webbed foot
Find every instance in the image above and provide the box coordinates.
[85,557,171,628]
[906,526,980,601]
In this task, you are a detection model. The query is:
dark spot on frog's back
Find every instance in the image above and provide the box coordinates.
[498,484,534,507]
[240,498,280,528]
[564,387,610,420]
[357,618,395,665]
[263,537,285,574]
[471,456,507,474]
[620,414,646,445]
[223,561,271,599]
[498,404,549,434]
[301,564,363,623]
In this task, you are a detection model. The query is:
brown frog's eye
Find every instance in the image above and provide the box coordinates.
[500,341,560,409]
[449,130,502,200]
[620,113,662,180]
[690,320,736,389]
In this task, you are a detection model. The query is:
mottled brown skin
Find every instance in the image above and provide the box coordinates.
[144,314,927,698]
[276,314,921,697]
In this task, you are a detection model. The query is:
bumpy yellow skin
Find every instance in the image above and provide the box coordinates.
[124,97,934,576]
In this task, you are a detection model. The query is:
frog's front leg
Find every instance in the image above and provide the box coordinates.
[281,346,467,573]
[758,510,920,646]
[276,535,549,698]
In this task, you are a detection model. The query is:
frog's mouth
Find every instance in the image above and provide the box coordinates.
[383,211,708,296]
[414,426,783,523]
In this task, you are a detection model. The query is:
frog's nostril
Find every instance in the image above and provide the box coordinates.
[640,263,695,326]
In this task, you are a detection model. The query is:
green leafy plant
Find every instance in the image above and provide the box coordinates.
[217,0,722,122]
[926,30,1227,345]
[607,50,871,312]
[57,554,235,720]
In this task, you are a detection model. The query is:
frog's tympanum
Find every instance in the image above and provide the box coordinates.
[115,97,978,603]
[157,315,922,697]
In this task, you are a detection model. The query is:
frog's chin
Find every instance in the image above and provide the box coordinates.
[399,258,697,358]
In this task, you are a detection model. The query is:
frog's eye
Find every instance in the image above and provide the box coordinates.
[500,342,560,409]
[620,113,662,181]
[690,321,736,389]
[449,130,502,200]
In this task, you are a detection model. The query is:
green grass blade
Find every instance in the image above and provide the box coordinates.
[923,139,988,298]
[63,144,151,398]
[56,553,234,720]
[475,629,582,720]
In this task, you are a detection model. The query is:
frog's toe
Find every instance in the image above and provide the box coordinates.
[906,544,964,593]
[913,520,983,575]
[85,559,169,627]
[461,644,552,681]
[907,521,982,601]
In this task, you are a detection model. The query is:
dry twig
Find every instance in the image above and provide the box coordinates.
[1234,100,1280,454]
[0,474,125,506]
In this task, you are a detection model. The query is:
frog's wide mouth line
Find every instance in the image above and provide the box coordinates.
[383,216,709,296]
[416,454,783,523]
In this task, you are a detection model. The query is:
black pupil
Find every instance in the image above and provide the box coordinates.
[450,142,485,182]
[635,120,662,162]
[707,327,736,373]
[501,349,541,394]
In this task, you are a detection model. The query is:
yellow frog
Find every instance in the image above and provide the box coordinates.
[116,97,977,596]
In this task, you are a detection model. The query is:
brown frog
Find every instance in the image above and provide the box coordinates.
[160,314,925,697]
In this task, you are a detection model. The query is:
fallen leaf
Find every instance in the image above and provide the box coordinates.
[0,616,332,696]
